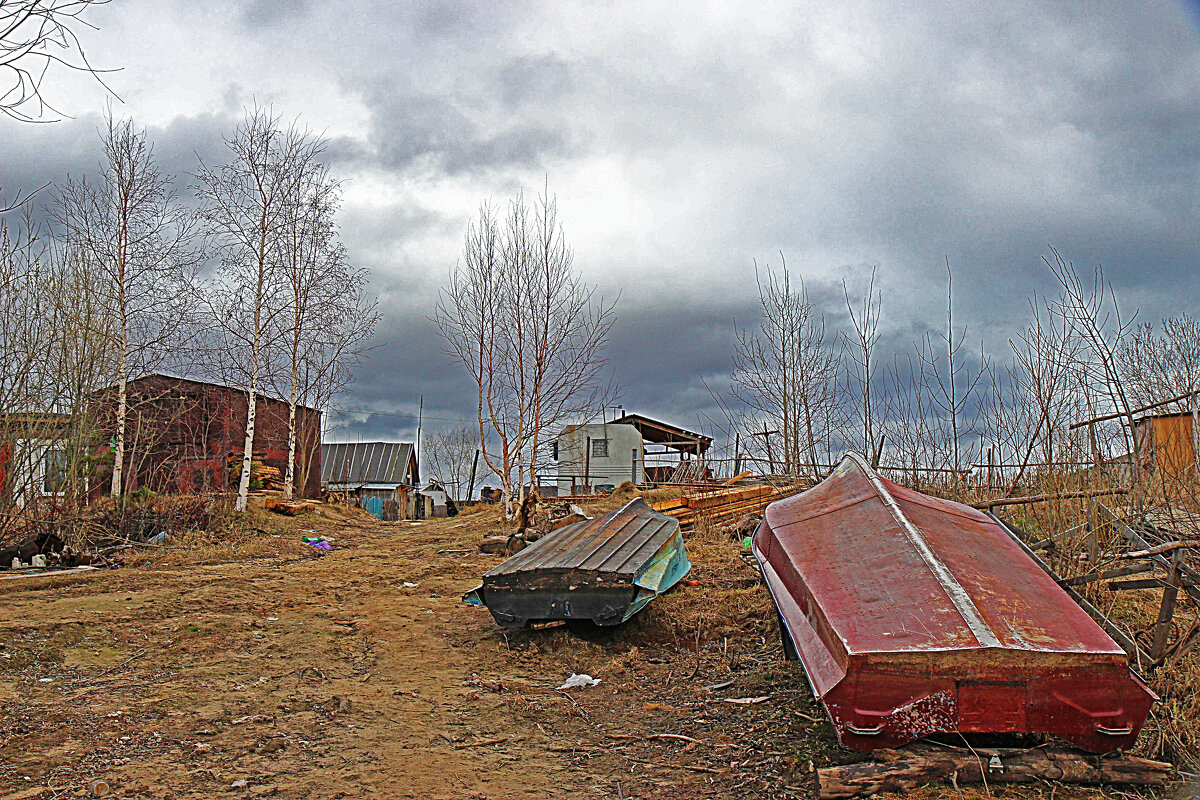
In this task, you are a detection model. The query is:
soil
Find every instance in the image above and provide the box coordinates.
[0,498,1162,799]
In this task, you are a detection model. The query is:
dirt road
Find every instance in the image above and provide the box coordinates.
[0,505,833,799]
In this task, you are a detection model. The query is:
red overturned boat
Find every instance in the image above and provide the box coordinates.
[753,452,1155,753]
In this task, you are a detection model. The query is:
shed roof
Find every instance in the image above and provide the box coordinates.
[321,441,416,486]
[608,413,712,453]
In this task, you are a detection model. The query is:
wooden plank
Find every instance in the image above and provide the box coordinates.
[1062,562,1155,587]
[1109,577,1172,591]
[1152,552,1184,660]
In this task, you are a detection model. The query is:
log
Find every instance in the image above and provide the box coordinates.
[1122,539,1200,559]
[263,496,314,516]
[817,745,1174,799]
[970,486,1129,509]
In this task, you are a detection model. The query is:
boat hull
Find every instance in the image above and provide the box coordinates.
[465,498,691,628]
[754,453,1156,753]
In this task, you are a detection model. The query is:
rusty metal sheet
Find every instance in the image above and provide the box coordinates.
[753,452,1156,753]
[464,498,690,628]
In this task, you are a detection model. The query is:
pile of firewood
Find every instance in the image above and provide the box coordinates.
[225,454,285,492]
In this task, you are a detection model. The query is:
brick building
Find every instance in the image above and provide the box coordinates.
[90,374,323,498]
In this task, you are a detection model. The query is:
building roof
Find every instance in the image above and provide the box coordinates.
[91,373,319,411]
[609,413,712,453]
[321,441,416,486]
[1135,410,1198,423]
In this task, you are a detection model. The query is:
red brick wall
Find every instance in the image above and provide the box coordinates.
[91,375,323,498]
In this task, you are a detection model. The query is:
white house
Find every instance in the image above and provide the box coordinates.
[553,421,644,495]
[552,413,713,494]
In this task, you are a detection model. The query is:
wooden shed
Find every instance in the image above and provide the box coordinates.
[321,441,419,520]
[1135,411,1198,479]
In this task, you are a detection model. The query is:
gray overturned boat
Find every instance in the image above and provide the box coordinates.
[464,498,691,628]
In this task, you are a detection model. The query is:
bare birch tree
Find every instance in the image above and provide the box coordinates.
[272,174,378,499]
[843,267,882,462]
[436,187,615,516]
[423,423,482,503]
[195,108,324,512]
[731,256,841,477]
[52,114,199,499]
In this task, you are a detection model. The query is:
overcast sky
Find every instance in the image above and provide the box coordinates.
[5,0,1200,443]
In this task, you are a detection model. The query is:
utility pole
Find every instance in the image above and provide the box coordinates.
[416,395,423,484]
[467,448,480,503]
[751,424,779,475]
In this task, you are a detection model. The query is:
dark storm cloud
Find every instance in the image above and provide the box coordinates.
[7,0,1200,444]
[354,88,575,174]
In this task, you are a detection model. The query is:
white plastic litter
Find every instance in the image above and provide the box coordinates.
[402,582,419,588]
[558,673,601,690]
[31,554,47,568]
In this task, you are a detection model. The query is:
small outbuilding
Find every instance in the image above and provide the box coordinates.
[553,412,713,494]
[0,413,74,508]
[321,441,419,520]
[1135,411,1199,479]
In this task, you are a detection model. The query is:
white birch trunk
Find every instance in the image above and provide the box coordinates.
[110,347,128,496]
[284,385,297,500]
[236,382,257,512]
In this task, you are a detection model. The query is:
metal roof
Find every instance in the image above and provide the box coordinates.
[485,498,680,579]
[320,441,415,486]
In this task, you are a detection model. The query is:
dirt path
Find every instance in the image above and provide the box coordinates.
[0,508,1114,799]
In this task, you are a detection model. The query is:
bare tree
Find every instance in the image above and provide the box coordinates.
[0,0,114,123]
[266,159,378,499]
[731,256,841,477]
[883,352,939,484]
[979,299,1082,493]
[914,259,989,483]
[194,108,324,512]
[1045,248,1143,478]
[52,114,199,499]
[1121,314,1200,408]
[843,267,882,462]
[0,211,112,529]
[423,423,482,503]
[436,187,615,516]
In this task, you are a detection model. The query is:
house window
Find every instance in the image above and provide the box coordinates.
[591,438,609,458]
[551,440,559,461]
[42,448,67,495]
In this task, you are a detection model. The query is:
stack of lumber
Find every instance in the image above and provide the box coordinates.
[649,483,806,529]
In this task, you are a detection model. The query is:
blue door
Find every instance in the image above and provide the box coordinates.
[365,496,383,519]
